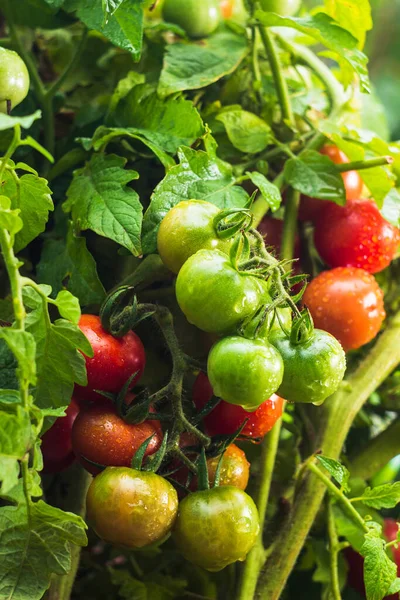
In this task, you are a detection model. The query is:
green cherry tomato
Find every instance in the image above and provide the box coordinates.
[157,200,232,274]
[176,249,269,335]
[269,329,346,405]
[260,0,301,16]
[207,336,284,410]
[0,48,30,113]
[173,486,259,571]
[86,467,178,549]
[162,0,221,38]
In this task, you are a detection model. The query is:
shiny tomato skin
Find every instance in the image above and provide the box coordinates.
[41,399,80,473]
[220,0,233,18]
[71,400,162,474]
[74,315,145,403]
[314,199,400,274]
[173,486,259,571]
[86,467,178,549]
[0,48,30,113]
[206,444,250,490]
[303,267,386,351]
[207,336,284,411]
[162,0,220,38]
[193,372,284,439]
[157,200,232,274]
[299,145,363,222]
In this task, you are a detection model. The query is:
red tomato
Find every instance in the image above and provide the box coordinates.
[314,199,400,274]
[74,315,146,403]
[299,145,363,222]
[193,372,284,439]
[303,267,385,351]
[258,216,301,259]
[71,399,162,474]
[220,0,233,19]
[41,399,80,473]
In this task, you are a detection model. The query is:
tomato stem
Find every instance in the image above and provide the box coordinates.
[336,155,393,172]
[327,500,343,600]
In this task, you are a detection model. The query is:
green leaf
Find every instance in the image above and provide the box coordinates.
[0,110,42,132]
[142,145,249,253]
[358,482,400,509]
[0,406,31,494]
[256,11,370,93]
[0,339,18,391]
[0,500,87,600]
[158,30,248,97]
[316,455,350,491]
[323,0,372,49]
[284,151,346,202]
[381,188,400,228]
[246,172,282,212]
[65,0,144,60]
[102,0,124,22]
[6,0,71,28]
[388,579,400,595]
[2,170,53,253]
[0,329,36,385]
[54,291,81,323]
[361,529,398,600]
[64,153,143,255]
[111,569,188,600]
[216,107,271,154]
[37,224,105,307]
[0,195,23,236]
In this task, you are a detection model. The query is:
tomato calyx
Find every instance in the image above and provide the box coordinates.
[213,205,254,240]
[289,308,314,346]
[99,285,139,337]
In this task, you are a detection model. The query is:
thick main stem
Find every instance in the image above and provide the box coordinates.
[255,312,400,599]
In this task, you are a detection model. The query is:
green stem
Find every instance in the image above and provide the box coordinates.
[250,27,263,105]
[336,156,392,172]
[0,124,21,182]
[308,462,368,533]
[281,188,300,266]
[255,312,400,599]
[258,26,294,126]
[327,501,343,600]
[349,418,400,481]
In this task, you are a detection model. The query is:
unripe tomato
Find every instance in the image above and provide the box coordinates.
[299,145,364,222]
[260,0,301,16]
[162,0,221,38]
[207,336,284,411]
[269,329,346,405]
[0,48,30,113]
[314,199,400,274]
[176,250,269,335]
[74,315,145,403]
[303,267,386,351]
[86,467,178,549]
[41,399,80,473]
[173,486,259,571]
[157,201,232,274]
[71,399,162,474]
[193,372,284,439]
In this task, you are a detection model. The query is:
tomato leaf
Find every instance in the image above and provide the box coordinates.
[358,482,400,509]
[316,455,350,491]
[246,172,282,212]
[0,110,42,132]
[53,291,81,324]
[0,329,36,385]
[361,527,398,600]
[0,500,87,600]
[158,30,248,97]
[64,153,143,255]
[0,406,31,494]
[322,0,372,50]
[256,11,370,93]
[283,151,346,202]
[216,107,271,154]
[142,145,249,254]
[0,340,18,391]
[381,188,400,228]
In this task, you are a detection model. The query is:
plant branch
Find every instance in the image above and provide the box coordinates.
[327,501,343,600]
[336,156,393,172]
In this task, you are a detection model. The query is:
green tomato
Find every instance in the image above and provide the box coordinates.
[176,250,269,335]
[157,200,232,274]
[207,336,284,410]
[269,329,346,405]
[86,467,178,549]
[0,48,30,113]
[260,0,301,15]
[173,486,259,571]
[162,0,221,38]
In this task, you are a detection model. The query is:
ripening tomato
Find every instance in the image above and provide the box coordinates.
[71,399,162,474]
[303,267,386,351]
[86,467,178,549]
[193,372,284,439]
[258,216,301,259]
[173,486,260,571]
[74,315,146,403]
[299,145,364,222]
[162,0,220,38]
[314,199,400,274]
[220,0,233,18]
[41,399,80,473]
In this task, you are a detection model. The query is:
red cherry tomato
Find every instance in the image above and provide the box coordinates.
[193,372,284,439]
[41,399,80,473]
[71,399,162,474]
[74,315,146,403]
[314,199,400,274]
[303,267,386,351]
[258,216,301,259]
[299,145,363,222]
[220,0,233,19]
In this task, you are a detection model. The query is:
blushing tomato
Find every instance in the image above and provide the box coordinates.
[71,399,162,474]
[303,267,386,351]
[220,0,233,18]
[41,399,80,473]
[74,314,145,403]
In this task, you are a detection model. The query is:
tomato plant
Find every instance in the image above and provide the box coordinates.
[41,399,80,473]
[0,47,30,113]
[162,0,221,38]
